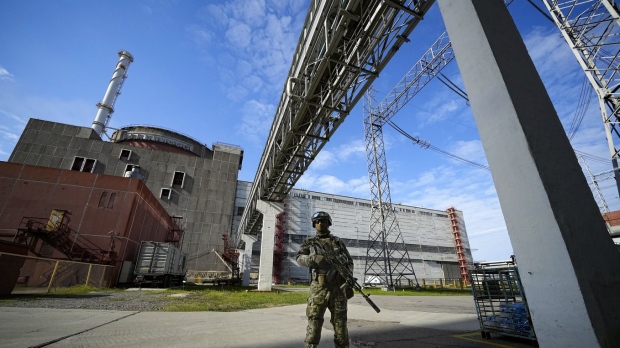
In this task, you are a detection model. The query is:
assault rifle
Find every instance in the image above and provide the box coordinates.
[310,239,381,313]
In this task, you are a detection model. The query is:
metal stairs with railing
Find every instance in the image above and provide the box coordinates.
[13,217,115,264]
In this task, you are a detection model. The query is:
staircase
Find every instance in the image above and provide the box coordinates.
[14,217,115,264]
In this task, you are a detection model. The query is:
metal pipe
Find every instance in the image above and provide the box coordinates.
[92,50,134,137]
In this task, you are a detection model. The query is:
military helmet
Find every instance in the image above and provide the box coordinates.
[311,211,332,227]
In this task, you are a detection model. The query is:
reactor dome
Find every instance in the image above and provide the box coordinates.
[111,125,210,157]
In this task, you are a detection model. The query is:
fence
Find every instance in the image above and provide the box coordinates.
[0,252,115,293]
[372,277,468,289]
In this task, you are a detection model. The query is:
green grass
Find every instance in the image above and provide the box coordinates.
[276,284,472,296]
[360,287,472,296]
[160,286,308,311]
[1,285,471,312]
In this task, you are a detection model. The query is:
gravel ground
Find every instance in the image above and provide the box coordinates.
[0,289,179,311]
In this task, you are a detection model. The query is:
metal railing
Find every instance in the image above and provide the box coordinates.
[1,252,115,294]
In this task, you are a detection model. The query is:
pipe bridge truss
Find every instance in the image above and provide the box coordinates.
[234,0,436,245]
[542,0,620,197]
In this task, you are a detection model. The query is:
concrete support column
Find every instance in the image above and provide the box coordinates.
[256,200,284,291]
[240,234,257,287]
[438,1,620,346]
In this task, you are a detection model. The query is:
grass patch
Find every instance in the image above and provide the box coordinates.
[361,287,472,296]
[273,285,471,297]
[161,287,308,312]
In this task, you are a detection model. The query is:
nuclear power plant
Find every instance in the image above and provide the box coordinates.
[3,1,620,346]
[0,50,473,290]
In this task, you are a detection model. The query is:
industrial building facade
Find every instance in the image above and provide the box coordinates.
[5,118,471,285]
[233,181,473,284]
[7,118,243,273]
[0,162,179,284]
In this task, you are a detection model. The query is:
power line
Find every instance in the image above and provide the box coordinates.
[574,150,611,165]
[387,120,490,171]
[437,73,469,102]
[567,76,592,141]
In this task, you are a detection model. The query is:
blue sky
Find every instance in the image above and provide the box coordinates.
[1,1,617,262]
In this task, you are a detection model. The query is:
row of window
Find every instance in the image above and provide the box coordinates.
[71,149,134,173]
[70,154,187,200]
[289,192,449,218]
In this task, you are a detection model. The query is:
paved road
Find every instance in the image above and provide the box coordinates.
[0,293,537,348]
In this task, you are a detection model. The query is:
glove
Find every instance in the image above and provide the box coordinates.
[345,285,354,299]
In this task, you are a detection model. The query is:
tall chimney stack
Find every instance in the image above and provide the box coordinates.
[92,50,133,137]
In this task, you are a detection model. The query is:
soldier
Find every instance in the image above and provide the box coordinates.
[296,211,354,348]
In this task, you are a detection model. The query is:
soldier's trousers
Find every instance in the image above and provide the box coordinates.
[305,280,349,348]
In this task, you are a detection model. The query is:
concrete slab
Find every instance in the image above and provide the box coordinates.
[0,307,138,348]
[0,296,536,348]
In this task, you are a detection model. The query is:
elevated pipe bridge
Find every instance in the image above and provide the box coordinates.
[234,0,435,245]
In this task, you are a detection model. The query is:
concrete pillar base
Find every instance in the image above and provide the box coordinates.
[240,234,257,287]
[256,200,284,291]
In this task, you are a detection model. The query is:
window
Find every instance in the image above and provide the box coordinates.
[125,164,135,172]
[107,193,116,208]
[83,159,97,173]
[71,157,97,173]
[161,188,171,199]
[71,157,84,171]
[236,207,245,216]
[98,192,108,207]
[98,191,116,208]
[119,149,132,160]
[172,171,185,188]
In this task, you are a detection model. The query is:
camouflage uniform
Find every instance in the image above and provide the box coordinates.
[297,227,353,348]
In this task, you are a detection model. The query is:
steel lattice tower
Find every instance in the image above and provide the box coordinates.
[363,89,419,289]
[543,0,620,197]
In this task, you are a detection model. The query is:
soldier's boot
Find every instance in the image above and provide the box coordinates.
[305,344,318,348]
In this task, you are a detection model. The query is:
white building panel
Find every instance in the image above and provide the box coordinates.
[233,181,474,284]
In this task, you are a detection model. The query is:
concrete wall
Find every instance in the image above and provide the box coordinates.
[8,119,243,272]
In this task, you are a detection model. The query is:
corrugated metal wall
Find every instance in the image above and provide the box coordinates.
[235,181,474,283]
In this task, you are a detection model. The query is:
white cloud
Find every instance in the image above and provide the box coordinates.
[237,99,274,142]
[186,24,213,45]
[0,67,13,81]
[448,139,489,168]
[337,139,366,159]
[0,126,20,141]
[194,1,306,102]
[226,20,252,48]
[310,150,338,170]
[296,172,368,197]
